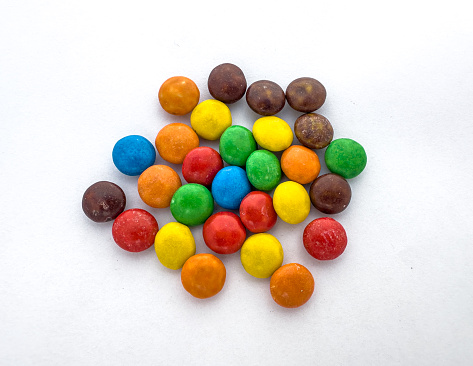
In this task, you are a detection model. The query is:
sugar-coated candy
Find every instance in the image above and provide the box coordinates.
[158,76,200,115]
[303,217,347,260]
[240,233,284,278]
[181,254,226,299]
[219,125,257,166]
[112,135,156,176]
[155,123,199,164]
[286,77,326,113]
[270,263,315,308]
[112,209,159,252]
[138,165,182,208]
[246,80,285,116]
[82,181,126,222]
[325,138,367,179]
[155,222,196,270]
[309,173,351,214]
[211,166,251,210]
[280,145,321,185]
[182,146,223,187]
[239,191,277,233]
[170,184,214,226]
[203,212,246,254]
[273,181,310,225]
[294,113,333,149]
[208,63,247,104]
[246,150,281,191]
[252,116,293,152]
[190,99,232,140]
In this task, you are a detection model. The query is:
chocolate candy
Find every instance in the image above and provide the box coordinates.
[286,77,326,113]
[309,173,351,214]
[240,233,284,278]
[246,80,285,116]
[219,125,257,166]
[239,191,277,233]
[208,63,247,104]
[280,145,321,185]
[303,217,347,260]
[155,123,199,164]
[158,76,200,115]
[82,181,126,223]
[190,99,232,140]
[252,116,293,152]
[211,166,251,210]
[203,212,246,254]
[138,165,182,208]
[294,113,333,149]
[181,254,226,299]
[112,209,159,252]
[112,135,156,176]
[170,183,214,226]
[182,147,223,187]
[246,150,281,191]
[155,222,196,270]
[270,263,315,308]
[273,181,310,225]
[325,138,367,179]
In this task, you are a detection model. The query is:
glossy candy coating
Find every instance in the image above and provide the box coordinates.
[211,166,251,210]
[112,135,156,176]
[82,181,126,222]
[155,222,196,270]
[239,191,277,233]
[273,181,310,225]
[309,173,351,214]
[170,184,214,226]
[270,263,315,308]
[155,123,199,164]
[112,209,159,252]
[181,254,226,299]
[203,212,246,254]
[294,113,333,149]
[240,233,284,278]
[246,80,285,116]
[208,63,247,104]
[138,165,182,208]
[325,138,367,179]
[281,145,321,185]
[286,77,326,113]
[182,147,223,187]
[246,150,281,191]
[158,76,200,115]
[190,99,232,140]
[303,217,347,260]
[253,116,293,152]
[219,125,257,166]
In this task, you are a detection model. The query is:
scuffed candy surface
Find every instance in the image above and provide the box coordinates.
[138,165,182,208]
[294,113,333,149]
[246,80,285,116]
[112,209,159,252]
[208,63,247,104]
[286,77,326,113]
[82,181,126,223]
[155,123,199,164]
[158,76,200,115]
[309,173,351,214]
[270,263,315,308]
[303,217,347,260]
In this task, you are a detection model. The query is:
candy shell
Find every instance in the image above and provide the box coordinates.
[155,222,196,270]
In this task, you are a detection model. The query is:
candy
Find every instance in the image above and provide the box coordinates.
[190,99,232,140]
[170,183,214,226]
[112,135,156,176]
[203,212,246,254]
[246,150,281,191]
[270,263,315,308]
[158,76,200,115]
[309,173,351,214]
[219,125,257,166]
[246,80,285,116]
[325,138,367,179]
[208,63,247,104]
[137,165,182,208]
[239,191,277,233]
[273,181,310,224]
[181,253,226,299]
[294,113,333,149]
[112,209,159,252]
[240,233,284,278]
[82,181,126,223]
[182,146,223,187]
[211,166,251,210]
[286,77,326,113]
[280,145,321,185]
[155,222,196,270]
[252,116,293,152]
[303,217,347,260]
[155,123,199,164]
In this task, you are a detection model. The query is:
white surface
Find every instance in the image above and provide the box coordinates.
[1,1,473,365]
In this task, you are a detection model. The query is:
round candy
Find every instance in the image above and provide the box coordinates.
[286,77,326,113]
[138,165,182,208]
[219,125,257,166]
[239,191,277,233]
[303,217,348,260]
[246,80,285,116]
[309,173,351,214]
[208,63,247,104]
[203,212,246,254]
[158,76,200,115]
[325,138,367,179]
[246,150,281,191]
[252,116,293,151]
[190,99,232,140]
[155,123,199,164]
[181,254,226,299]
[273,181,310,225]
[294,113,333,149]
[155,222,196,270]
[270,263,315,308]
[240,233,284,278]
[82,181,126,223]
[170,184,214,226]
[112,135,156,176]
[112,209,159,252]
[281,145,321,185]
[182,147,223,187]
[211,166,251,210]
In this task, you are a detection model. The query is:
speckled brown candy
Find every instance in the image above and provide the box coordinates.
[286,77,326,113]
[246,80,285,116]
[294,113,333,149]
[208,63,247,104]
[82,181,126,222]
[309,173,351,214]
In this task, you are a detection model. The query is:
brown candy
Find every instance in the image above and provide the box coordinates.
[208,63,247,104]
[246,80,285,116]
[294,113,333,149]
[82,181,126,222]
[309,173,351,214]
[286,77,326,113]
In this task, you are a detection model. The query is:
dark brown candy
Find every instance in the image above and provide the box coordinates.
[208,63,247,104]
[309,173,351,214]
[246,80,285,116]
[82,181,126,222]
[286,77,326,113]
[294,113,333,149]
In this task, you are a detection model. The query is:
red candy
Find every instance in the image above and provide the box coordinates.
[203,212,246,254]
[303,217,347,260]
[182,147,224,187]
[112,209,159,252]
[239,191,277,233]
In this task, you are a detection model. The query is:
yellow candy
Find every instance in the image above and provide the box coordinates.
[190,99,232,140]
[273,181,310,224]
[252,116,293,151]
[240,233,284,278]
[155,222,196,270]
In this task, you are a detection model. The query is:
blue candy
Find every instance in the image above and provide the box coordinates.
[211,166,251,210]
[112,135,156,176]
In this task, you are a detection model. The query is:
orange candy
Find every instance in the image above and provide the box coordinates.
[280,145,321,184]
[270,263,315,308]
[138,165,182,208]
[158,76,200,115]
[181,253,226,299]
[155,123,199,164]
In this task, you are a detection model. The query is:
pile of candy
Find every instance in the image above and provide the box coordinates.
[82,63,367,308]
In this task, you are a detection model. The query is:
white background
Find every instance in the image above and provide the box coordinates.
[1,1,473,365]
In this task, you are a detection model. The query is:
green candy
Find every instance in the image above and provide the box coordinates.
[325,138,367,179]
[246,150,281,191]
[219,125,257,166]
[170,184,214,226]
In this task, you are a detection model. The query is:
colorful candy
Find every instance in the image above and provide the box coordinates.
[280,145,321,185]
[246,80,285,116]
[138,165,182,208]
[211,166,251,210]
[240,233,284,278]
[181,146,223,187]
[219,125,257,166]
[286,77,326,113]
[158,76,200,115]
[294,113,333,149]
[309,173,351,214]
[252,116,293,151]
[203,212,246,254]
[82,181,126,223]
[208,63,247,104]
[112,135,156,176]
[170,184,214,226]
[246,150,281,191]
[239,191,277,233]
[112,209,159,252]
[325,138,367,179]
[273,181,310,224]
[190,99,232,140]
[270,263,315,308]
[155,222,196,269]
[155,123,199,164]
[303,217,347,260]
